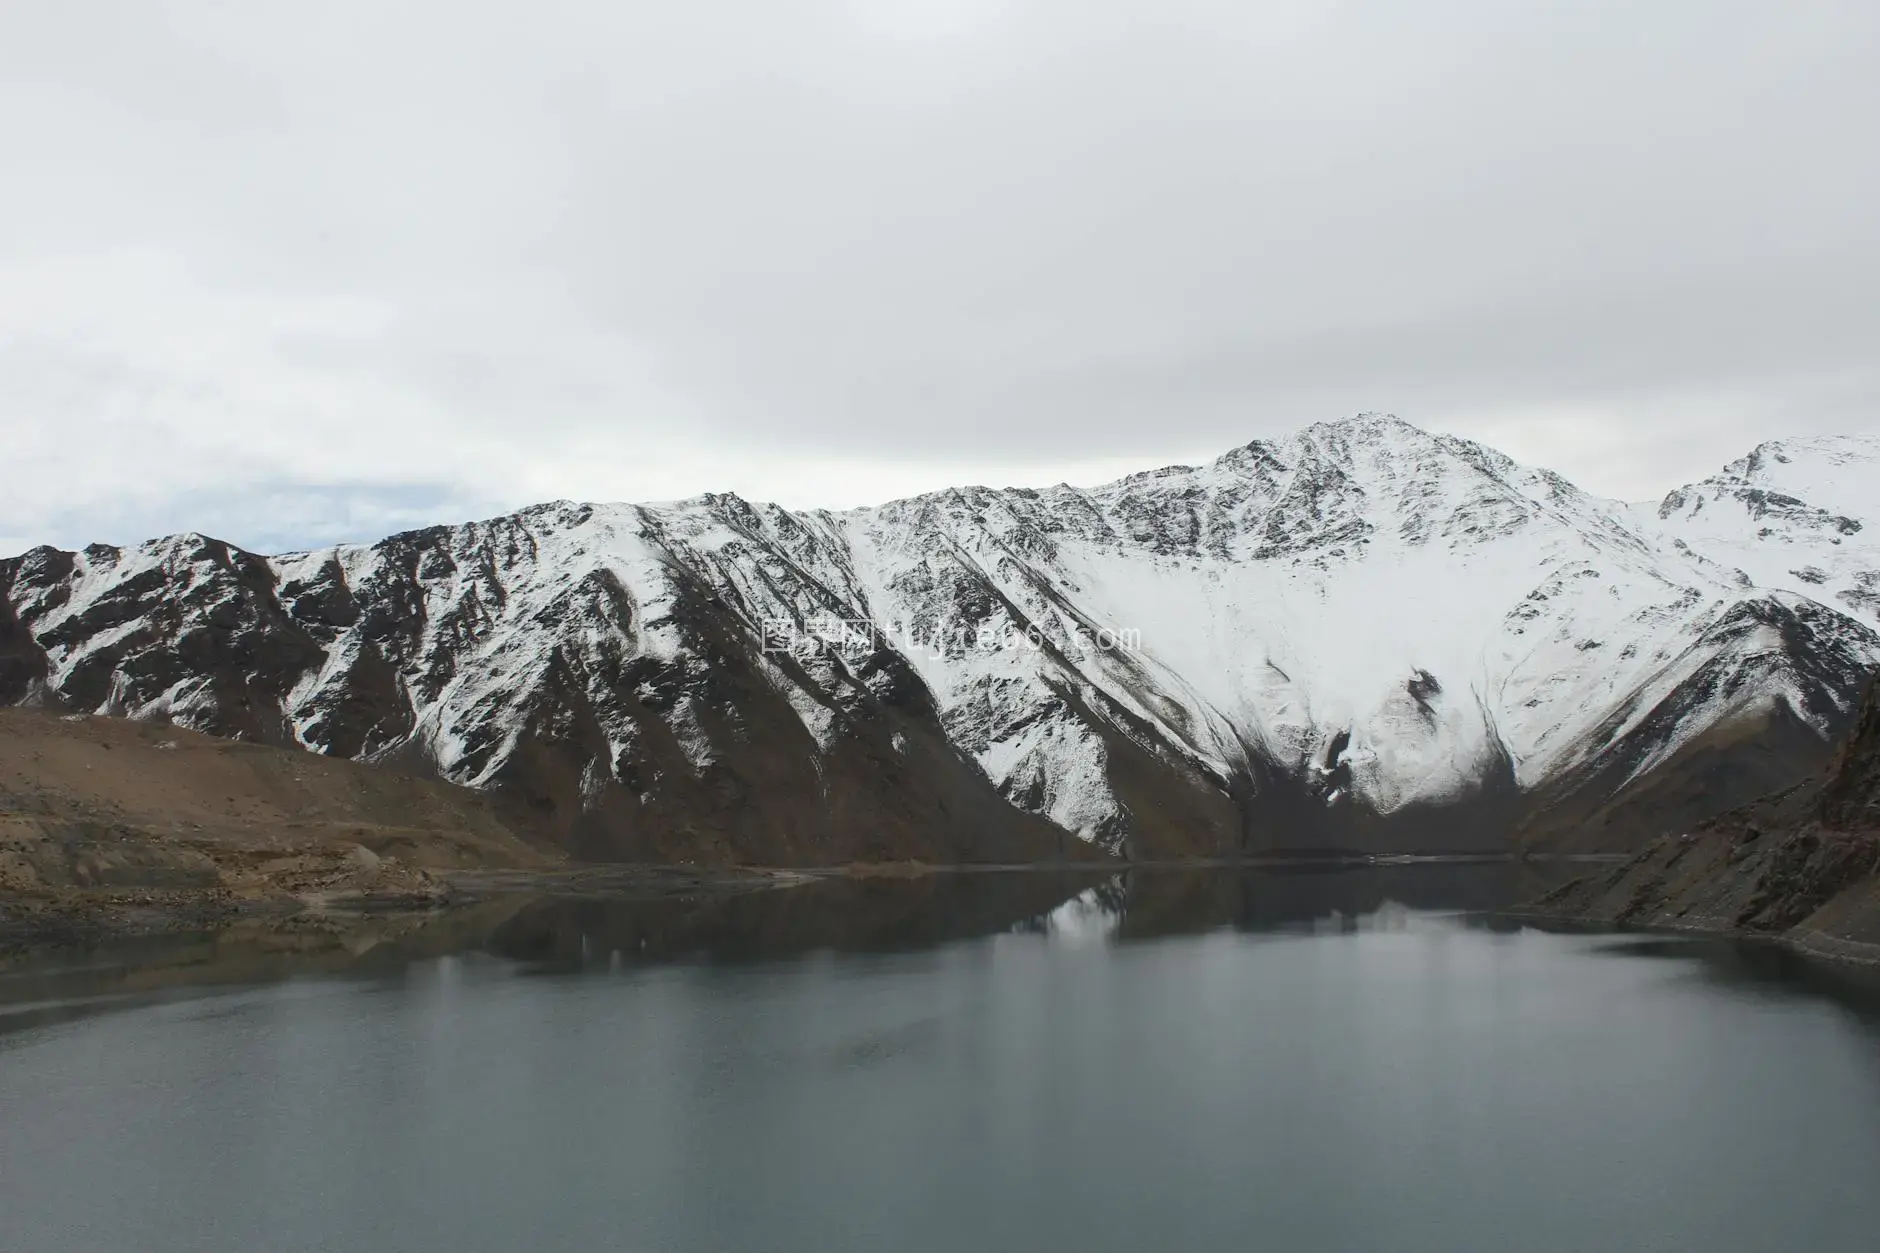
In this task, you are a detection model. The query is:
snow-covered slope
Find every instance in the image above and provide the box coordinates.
[1639,436,1880,626]
[4,415,1876,860]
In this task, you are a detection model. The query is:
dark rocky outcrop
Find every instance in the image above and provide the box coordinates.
[1522,679,1880,963]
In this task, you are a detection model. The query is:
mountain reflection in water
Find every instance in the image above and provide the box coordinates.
[2,861,1570,1027]
[8,861,1880,1253]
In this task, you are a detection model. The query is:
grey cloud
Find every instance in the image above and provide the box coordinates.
[1,0,1876,549]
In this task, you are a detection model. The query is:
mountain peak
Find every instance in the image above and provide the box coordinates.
[1297,411,1419,445]
[1646,433,1880,630]
[1319,410,1411,429]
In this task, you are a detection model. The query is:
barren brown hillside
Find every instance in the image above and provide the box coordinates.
[0,706,561,933]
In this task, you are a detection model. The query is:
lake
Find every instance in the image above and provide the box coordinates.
[4,862,1880,1253]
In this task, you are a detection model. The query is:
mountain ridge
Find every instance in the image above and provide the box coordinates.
[6,414,1879,864]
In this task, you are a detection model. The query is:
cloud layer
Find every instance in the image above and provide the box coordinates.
[4,0,1877,554]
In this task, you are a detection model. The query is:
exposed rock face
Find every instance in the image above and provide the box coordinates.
[6,414,1880,863]
[1820,677,1880,828]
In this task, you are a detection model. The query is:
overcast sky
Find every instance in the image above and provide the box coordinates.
[3,0,1877,556]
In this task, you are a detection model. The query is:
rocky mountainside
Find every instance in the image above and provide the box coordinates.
[4,414,1878,863]
[1522,677,1880,964]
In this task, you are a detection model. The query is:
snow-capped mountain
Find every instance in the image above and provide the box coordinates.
[1641,436,1880,624]
[4,414,1877,861]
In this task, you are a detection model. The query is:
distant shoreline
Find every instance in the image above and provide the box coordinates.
[2,852,1625,949]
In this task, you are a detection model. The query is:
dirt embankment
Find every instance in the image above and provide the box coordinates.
[0,706,565,941]
[1520,680,1880,964]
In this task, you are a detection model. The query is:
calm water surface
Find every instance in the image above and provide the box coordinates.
[4,863,1880,1253]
